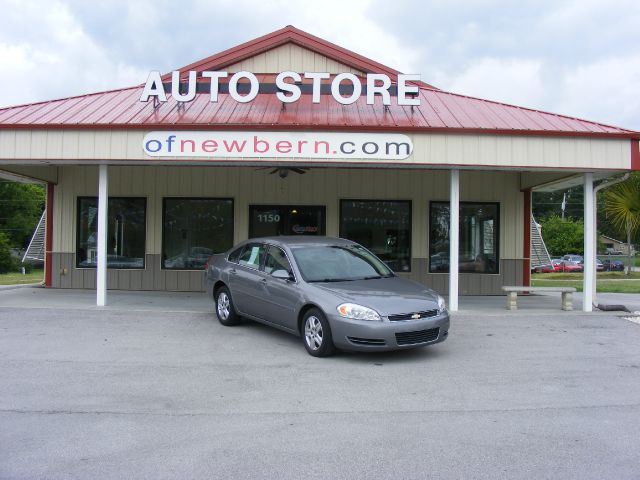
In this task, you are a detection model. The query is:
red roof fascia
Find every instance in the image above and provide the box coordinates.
[631,140,640,170]
[166,25,437,90]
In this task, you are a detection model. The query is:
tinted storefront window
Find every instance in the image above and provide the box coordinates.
[429,202,499,274]
[76,197,146,269]
[162,198,233,270]
[340,200,411,272]
[249,205,325,237]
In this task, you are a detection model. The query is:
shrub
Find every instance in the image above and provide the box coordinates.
[0,233,17,274]
[540,215,584,256]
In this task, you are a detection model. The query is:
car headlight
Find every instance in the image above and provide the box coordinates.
[337,303,381,321]
[437,295,446,313]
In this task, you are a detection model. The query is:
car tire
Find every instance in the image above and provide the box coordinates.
[215,286,241,326]
[302,308,336,357]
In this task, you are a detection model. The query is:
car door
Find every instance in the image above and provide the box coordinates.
[228,242,267,318]
[258,245,299,330]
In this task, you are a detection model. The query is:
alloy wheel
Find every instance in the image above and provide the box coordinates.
[217,292,230,320]
[304,316,323,350]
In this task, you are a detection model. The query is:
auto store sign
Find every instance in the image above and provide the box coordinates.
[143,131,413,160]
[140,70,421,106]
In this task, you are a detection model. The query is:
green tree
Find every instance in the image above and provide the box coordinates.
[540,215,584,256]
[604,173,640,275]
[0,181,45,249]
[0,232,16,273]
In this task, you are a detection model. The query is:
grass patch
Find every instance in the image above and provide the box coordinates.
[533,272,640,280]
[532,271,640,293]
[0,269,44,285]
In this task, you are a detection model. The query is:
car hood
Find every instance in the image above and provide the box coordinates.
[312,277,442,316]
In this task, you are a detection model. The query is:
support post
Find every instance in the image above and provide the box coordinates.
[583,173,594,312]
[449,169,459,312]
[96,165,108,306]
[523,189,531,287]
[44,183,54,288]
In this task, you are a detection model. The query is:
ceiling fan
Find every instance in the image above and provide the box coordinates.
[255,166,309,178]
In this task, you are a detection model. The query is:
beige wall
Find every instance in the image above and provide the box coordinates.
[225,43,365,75]
[0,129,631,171]
[50,165,524,294]
[52,165,523,256]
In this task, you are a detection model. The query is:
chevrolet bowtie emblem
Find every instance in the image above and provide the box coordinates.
[411,313,421,319]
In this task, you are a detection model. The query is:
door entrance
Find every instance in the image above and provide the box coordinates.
[249,205,326,237]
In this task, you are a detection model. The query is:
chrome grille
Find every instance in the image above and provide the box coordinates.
[388,309,439,322]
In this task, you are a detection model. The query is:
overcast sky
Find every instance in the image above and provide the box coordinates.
[1,0,639,130]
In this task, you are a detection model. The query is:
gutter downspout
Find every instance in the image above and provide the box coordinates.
[592,173,631,308]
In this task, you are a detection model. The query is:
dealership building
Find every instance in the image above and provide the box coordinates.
[0,26,638,311]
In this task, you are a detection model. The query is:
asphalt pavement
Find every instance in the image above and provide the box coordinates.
[1,289,640,479]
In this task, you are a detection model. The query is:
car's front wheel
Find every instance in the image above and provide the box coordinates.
[215,286,241,326]
[302,308,335,357]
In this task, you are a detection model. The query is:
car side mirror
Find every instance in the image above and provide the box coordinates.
[272,269,293,281]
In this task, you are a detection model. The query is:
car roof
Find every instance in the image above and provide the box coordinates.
[247,236,357,248]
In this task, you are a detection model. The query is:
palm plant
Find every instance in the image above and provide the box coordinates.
[604,173,640,275]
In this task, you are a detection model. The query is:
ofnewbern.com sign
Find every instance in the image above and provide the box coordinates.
[143,132,413,160]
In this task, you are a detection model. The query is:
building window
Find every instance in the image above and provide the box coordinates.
[162,198,233,270]
[429,202,499,274]
[249,205,326,237]
[76,197,146,269]
[340,200,411,272]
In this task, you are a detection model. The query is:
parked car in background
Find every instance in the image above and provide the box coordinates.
[533,259,562,273]
[559,260,583,273]
[601,259,625,271]
[533,263,553,273]
[563,254,584,263]
[164,246,214,269]
[596,258,604,272]
[205,236,450,357]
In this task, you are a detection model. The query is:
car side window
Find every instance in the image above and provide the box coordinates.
[237,243,266,270]
[265,246,293,277]
[228,246,244,263]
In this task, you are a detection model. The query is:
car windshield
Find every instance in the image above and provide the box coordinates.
[291,245,394,282]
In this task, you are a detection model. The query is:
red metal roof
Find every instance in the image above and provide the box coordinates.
[0,26,637,139]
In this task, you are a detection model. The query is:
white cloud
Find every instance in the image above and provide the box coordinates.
[446,58,546,108]
[0,0,638,132]
[285,0,422,73]
[558,55,640,129]
[0,1,147,107]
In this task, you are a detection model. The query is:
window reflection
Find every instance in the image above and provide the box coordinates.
[162,198,233,270]
[76,197,146,269]
[340,200,411,272]
[429,202,499,274]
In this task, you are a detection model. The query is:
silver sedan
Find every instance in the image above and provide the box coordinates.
[205,236,450,357]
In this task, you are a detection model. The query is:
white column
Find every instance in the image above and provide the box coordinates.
[96,164,108,306]
[592,187,598,306]
[583,173,594,312]
[449,169,459,312]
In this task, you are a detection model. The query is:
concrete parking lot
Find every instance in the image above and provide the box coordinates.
[1,288,640,479]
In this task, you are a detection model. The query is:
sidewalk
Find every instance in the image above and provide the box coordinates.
[1,286,639,317]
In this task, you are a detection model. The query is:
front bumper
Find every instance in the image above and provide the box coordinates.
[328,312,450,352]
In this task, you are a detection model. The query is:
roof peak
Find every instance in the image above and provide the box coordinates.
[168,25,438,90]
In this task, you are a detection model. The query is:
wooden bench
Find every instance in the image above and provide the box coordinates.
[501,286,576,311]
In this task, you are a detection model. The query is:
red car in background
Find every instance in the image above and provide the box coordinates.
[533,259,562,273]
[559,260,583,272]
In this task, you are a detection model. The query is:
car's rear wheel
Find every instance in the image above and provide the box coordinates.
[216,286,240,326]
[302,308,335,357]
